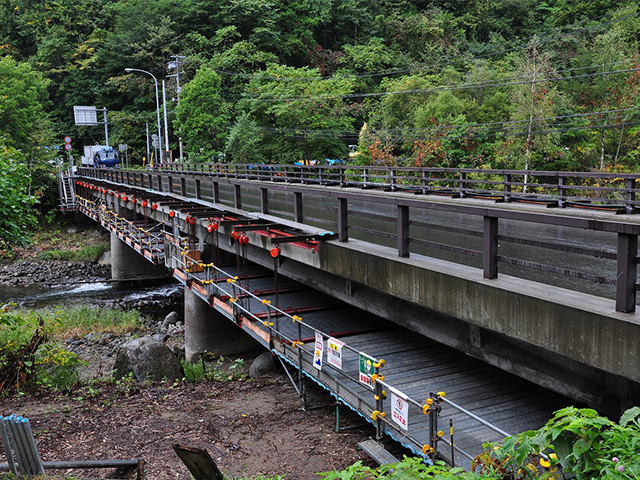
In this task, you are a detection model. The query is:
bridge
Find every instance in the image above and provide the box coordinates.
[59,164,640,467]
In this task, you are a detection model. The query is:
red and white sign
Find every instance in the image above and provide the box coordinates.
[64,143,73,151]
[63,136,72,144]
[390,387,409,431]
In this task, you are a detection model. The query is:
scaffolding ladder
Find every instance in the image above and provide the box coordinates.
[58,173,76,211]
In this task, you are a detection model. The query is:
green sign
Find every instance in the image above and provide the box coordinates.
[359,353,376,390]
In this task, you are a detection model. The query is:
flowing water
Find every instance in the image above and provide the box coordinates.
[0,279,182,314]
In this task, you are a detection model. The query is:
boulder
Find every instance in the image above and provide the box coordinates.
[162,311,181,331]
[114,337,184,382]
[97,250,111,266]
[249,351,275,378]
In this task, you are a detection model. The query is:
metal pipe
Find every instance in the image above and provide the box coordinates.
[439,396,511,438]
[5,417,28,474]
[22,418,44,471]
[0,419,16,474]
[15,418,43,474]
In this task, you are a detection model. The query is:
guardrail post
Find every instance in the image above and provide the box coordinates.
[156,175,163,192]
[234,184,242,209]
[374,367,384,441]
[626,179,636,214]
[616,232,637,313]
[180,177,186,196]
[195,179,202,200]
[168,176,174,193]
[146,173,153,189]
[339,168,345,187]
[294,192,303,223]
[421,170,429,195]
[212,181,220,203]
[363,168,369,187]
[458,172,467,198]
[390,169,397,191]
[504,174,512,202]
[558,175,566,208]
[398,205,410,258]
[260,188,269,214]
[483,216,498,279]
[338,198,348,242]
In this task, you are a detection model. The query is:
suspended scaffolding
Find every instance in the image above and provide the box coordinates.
[73,177,567,470]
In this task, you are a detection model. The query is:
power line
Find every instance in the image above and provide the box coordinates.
[253,107,637,137]
[238,64,640,102]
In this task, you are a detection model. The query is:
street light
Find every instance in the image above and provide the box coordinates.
[125,67,163,164]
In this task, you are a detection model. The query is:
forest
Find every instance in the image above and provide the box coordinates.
[1,0,640,242]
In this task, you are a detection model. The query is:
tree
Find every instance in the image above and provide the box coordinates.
[0,147,36,246]
[174,67,231,162]
[225,112,264,163]
[243,64,356,163]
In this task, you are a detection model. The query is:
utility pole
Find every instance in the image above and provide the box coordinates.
[168,55,185,161]
[162,79,169,160]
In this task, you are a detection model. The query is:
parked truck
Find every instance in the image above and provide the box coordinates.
[81,145,120,168]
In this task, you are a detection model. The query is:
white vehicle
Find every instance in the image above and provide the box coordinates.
[81,145,120,168]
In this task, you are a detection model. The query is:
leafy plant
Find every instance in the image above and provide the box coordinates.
[182,356,247,383]
[320,457,497,479]
[474,406,640,479]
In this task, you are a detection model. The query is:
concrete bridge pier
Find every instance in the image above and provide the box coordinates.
[110,234,170,281]
[184,287,259,362]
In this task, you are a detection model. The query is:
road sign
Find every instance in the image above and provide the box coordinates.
[64,136,72,144]
[64,143,72,151]
[73,106,99,125]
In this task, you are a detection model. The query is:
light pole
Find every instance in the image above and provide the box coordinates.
[125,67,163,164]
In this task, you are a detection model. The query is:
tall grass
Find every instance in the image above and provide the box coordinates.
[36,243,109,262]
[0,306,145,391]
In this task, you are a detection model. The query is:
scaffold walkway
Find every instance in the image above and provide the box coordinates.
[74,177,569,471]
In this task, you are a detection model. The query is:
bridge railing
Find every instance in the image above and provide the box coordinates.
[154,163,640,214]
[162,232,512,467]
[77,166,640,313]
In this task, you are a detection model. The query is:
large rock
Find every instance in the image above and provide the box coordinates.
[162,311,181,331]
[97,250,111,266]
[249,351,276,378]
[114,337,184,382]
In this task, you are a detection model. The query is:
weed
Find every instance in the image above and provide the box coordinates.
[182,356,247,383]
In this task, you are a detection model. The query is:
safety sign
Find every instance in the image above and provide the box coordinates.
[313,332,323,371]
[359,353,375,390]
[327,337,344,369]
[390,387,409,431]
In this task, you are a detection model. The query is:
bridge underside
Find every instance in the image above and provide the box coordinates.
[74,176,640,420]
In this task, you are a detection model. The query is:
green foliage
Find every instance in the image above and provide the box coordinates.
[243,64,355,163]
[174,67,231,162]
[182,356,247,382]
[225,112,264,163]
[0,147,37,245]
[320,457,496,479]
[36,243,109,262]
[475,406,640,479]
[0,312,84,391]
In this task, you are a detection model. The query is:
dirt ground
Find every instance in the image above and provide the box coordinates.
[0,360,378,480]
